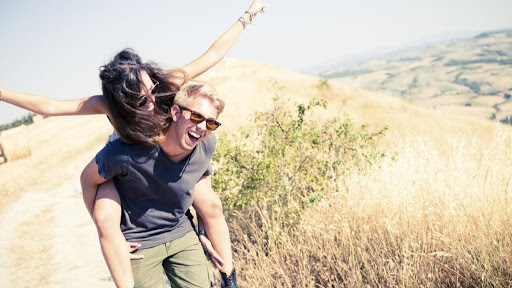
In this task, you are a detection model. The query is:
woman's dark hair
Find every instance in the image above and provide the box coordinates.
[99,48,187,146]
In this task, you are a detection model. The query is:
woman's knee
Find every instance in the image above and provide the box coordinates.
[93,180,122,234]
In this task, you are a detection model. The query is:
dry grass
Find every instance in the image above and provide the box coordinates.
[229,127,512,287]
[0,125,32,162]
[0,115,112,213]
[7,207,56,288]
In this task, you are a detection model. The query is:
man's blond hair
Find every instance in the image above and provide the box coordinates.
[174,81,225,115]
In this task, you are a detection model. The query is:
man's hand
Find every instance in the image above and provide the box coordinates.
[199,232,224,269]
[127,242,144,260]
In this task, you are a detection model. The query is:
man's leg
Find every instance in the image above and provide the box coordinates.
[131,244,168,288]
[94,180,135,288]
[163,231,214,288]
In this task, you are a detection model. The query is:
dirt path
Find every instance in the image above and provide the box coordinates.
[0,151,114,288]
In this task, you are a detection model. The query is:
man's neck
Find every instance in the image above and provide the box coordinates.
[159,129,193,163]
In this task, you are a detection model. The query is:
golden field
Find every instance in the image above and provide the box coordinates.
[1,59,511,287]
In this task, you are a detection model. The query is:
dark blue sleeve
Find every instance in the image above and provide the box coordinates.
[203,134,217,176]
[95,139,128,180]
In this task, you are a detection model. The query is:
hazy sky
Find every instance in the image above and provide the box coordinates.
[1,0,511,125]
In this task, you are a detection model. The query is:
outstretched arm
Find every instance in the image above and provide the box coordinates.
[175,0,268,81]
[0,87,107,116]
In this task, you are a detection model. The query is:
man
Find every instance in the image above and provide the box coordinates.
[81,82,238,288]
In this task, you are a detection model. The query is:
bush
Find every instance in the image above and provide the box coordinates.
[0,114,35,132]
[212,82,387,252]
[316,79,330,91]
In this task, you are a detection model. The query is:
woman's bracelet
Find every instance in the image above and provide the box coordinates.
[238,16,248,29]
[244,10,255,22]
[198,230,207,236]
[238,10,256,30]
[0,89,3,102]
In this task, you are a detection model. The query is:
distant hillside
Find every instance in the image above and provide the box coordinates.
[197,59,502,148]
[320,29,512,123]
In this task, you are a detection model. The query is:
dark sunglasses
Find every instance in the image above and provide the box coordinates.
[179,106,221,131]
[136,79,160,107]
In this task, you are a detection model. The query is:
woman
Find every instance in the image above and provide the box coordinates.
[0,1,267,287]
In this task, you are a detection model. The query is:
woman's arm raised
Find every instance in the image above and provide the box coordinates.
[174,0,268,82]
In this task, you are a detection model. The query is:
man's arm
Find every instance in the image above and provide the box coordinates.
[192,175,234,274]
[80,157,108,217]
[196,213,225,269]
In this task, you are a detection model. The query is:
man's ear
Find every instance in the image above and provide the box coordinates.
[170,105,181,122]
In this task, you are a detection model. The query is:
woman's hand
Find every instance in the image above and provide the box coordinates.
[127,242,144,260]
[248,0,268,17]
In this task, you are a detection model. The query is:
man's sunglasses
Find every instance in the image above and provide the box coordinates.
[179,106,221,131]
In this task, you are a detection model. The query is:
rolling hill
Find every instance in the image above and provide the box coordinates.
[320,29,512,123]
[199,59,502,147]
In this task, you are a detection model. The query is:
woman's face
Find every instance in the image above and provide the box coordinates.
[139,70,157,111]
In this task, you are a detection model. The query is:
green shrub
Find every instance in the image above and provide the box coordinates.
[212,82,387,240]
[316,79,330,91]
[0,113,35,132]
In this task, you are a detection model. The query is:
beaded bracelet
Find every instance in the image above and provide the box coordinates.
[238,17,247,29]
[244,10,255,21]
[0,89,3,101]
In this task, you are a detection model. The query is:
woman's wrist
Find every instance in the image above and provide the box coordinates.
[238,11,255,29]
[238,1,266,29]
[238,13,251,29]
[244,10,255,21]
[0,88,6,102]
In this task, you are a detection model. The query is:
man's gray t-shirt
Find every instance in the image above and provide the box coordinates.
[95,134,215,249]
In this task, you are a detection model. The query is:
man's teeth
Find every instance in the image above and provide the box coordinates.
[189,131,200,140]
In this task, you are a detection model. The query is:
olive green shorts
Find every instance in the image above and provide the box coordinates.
[131,231,214,288]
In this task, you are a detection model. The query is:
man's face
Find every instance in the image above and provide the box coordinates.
[169,95,219,153]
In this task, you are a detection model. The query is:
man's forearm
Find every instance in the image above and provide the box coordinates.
[201,212,234,273]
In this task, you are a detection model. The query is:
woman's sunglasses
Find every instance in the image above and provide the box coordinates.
[179,106,221,131]
[136,78,160,107]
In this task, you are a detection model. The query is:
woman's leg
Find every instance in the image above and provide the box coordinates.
[94,180,135,288]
